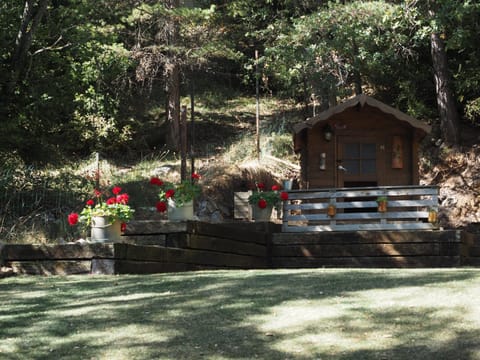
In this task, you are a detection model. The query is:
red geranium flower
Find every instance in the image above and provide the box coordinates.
[121,222,127,232]
[165,189,175,198]
[150,177,163,186]
[116,193,129,204]
[271,184,280,191]
[68,185,134,228]
[191,173,201,180]
[106,197,117,205]
[257,182,265,190]
[280,191,289,200]
[156,201,167,212]
[68,212,79,226]
[258,199,268,209]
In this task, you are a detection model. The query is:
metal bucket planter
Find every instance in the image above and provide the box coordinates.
[167,199,194,221]
[282,180,293,191]
[90,216,122,243]
[251,204,273,222]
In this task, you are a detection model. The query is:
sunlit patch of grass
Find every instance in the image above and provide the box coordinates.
[1,269,480,359]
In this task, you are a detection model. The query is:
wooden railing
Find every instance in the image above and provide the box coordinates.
[282,185,440,232]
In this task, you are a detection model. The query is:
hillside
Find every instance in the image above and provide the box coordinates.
[190,104,480,230]
[1,96,479,246]
[189,110,480,231]
[420,123,480,229]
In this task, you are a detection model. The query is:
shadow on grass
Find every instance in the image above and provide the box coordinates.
[1,269,480,359]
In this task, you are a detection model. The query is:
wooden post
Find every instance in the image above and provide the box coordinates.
[95,152,100,189]
[255,50,260,159]
[180,105,187,181]
[190,78,195,175]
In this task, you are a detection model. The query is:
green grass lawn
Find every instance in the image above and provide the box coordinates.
[1,268,480,360]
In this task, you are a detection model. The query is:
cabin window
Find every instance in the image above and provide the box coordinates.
[343,143,376,175]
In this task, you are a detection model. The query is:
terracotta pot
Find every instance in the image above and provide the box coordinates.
[377,201,388,213]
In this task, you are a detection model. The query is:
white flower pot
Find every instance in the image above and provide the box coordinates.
[251,204,273,221]
[167,199,194,221]
[90,216,122,243]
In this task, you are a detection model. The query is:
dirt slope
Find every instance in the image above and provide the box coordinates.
[420,126,480,229]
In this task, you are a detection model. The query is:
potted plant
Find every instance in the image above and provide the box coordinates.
[68,186,135,242]
[376,196,388,212]
[248,182,289,221]
[150,173,201,221]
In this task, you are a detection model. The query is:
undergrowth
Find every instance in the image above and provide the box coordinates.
[0,95,304,244]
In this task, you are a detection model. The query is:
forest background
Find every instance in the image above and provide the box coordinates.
[1,0,480,243]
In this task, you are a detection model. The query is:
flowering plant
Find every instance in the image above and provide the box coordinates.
[67,186,135,228]
[248,182,289,209]
[150,173,201,212]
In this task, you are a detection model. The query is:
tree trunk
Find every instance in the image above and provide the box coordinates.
[165,61,180,151]
[430,23,460,145]
[0,0,48,148]
[352,39,362,95]
[6,0,49,98]
[164,0,181,152]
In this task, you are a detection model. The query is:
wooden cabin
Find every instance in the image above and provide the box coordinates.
[293,94,431,189]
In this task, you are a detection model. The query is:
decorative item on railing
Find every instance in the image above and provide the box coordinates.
[282,185,440,232]
[376,196,388,212]
[327,203,336,217]
[428,208,438,224]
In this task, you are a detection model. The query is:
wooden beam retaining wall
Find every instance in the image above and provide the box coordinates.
[1,221,278,275]
[2,221,480,275]
[271,230,463,268]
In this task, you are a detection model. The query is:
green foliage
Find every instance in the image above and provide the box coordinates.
[263,1,431,105]
[248,182,288,209]
[75,186,135,226]
[465,98,480,125]
[266,133,294,159]
[151,175,202,207]
[0,153,93,242]
[1,0,480,161]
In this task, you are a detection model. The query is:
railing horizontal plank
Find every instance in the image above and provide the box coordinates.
[285,211,429,222]
[282,185,439,232]
[282,222,435,232]
[285,199,436,211]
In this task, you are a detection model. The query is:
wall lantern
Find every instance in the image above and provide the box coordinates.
[323,124,333,141]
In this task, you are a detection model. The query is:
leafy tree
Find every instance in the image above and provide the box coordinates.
[1,0,480,162]
[0,0,137,161]
[128,1,240,153]
[262,2,424,110]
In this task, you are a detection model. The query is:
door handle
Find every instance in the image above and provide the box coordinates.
[337,165,348,172]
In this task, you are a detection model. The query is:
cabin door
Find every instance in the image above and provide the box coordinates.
[336,136,383,188]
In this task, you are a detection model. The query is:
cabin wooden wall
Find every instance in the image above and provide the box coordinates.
[303,105,420,188]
